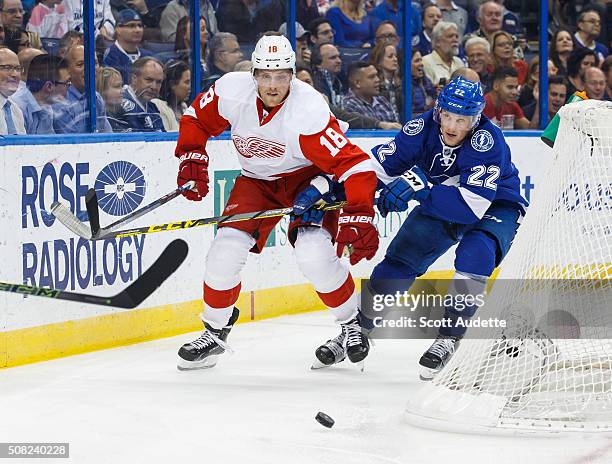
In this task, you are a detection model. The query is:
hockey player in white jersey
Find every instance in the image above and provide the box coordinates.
[174,33,380,370]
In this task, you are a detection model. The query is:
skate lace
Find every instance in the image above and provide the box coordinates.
[326,333,346,359]
[190,330,234,354]
[428,336,457,359]
[190,331,216,350]
[342,320,363,348]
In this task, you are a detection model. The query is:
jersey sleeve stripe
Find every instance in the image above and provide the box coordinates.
[338,159,375,183]
[458,186,492,219]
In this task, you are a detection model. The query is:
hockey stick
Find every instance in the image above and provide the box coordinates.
[50,181,195,240]
[92,201,347,240]
[0,239,188,308]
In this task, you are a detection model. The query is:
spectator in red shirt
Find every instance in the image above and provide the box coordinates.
[483,66,530,129]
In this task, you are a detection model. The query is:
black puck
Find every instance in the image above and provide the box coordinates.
[315,411,335,428]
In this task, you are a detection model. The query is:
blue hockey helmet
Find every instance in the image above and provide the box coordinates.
[433,76,485,129]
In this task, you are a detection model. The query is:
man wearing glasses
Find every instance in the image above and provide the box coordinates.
[12,54,69,134]
[102,9,152,84]
[1,0,42,49]
[53,44,112,133]
[368,0,421,45]
[307,18,335,47]
[1,0,24,32]
[0,48,25,134]
[574,9,609,64]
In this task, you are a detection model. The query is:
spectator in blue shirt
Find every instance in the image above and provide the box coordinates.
[12,54,70,134]
[415,3,442,57]
[53,44,112,133]
[102,9,152,84]
[107,56,165,132]
[573,9,609,64]
[326,0,375,48]
[368,0,421,45]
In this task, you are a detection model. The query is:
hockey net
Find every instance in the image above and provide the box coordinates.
[406,99,612,435]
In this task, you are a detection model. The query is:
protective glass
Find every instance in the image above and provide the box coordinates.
[435,108,479,131]
[254,72,293,86]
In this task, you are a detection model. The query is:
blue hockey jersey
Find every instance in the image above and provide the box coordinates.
[107,86,165,132]
[371,109,527,224]
[102,43,153,84]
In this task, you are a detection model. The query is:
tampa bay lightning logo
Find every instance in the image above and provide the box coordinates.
[471,130,494,152]
[94,161,146,216]
[402,118,424,136]
[121,98,135,112]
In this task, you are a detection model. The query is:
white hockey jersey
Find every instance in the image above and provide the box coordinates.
[177,72,373,184]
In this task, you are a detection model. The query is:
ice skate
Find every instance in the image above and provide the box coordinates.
[419,334,461,380]
[311,332,346,369]
[177,307,239,370]
[312,315,369,370]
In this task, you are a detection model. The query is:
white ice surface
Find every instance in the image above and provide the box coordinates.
[2,311,612,464]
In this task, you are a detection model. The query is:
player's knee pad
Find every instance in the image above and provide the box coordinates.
[455,230,497,278]
[369,257,418,295]
[294,227,348,293]
[204,227,255,290]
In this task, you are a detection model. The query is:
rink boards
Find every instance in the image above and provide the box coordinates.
[0,133,548,367]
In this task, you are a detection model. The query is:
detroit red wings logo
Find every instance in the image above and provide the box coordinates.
[232,135,286,159]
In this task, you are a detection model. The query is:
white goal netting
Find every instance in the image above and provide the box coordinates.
[406,99,612,435]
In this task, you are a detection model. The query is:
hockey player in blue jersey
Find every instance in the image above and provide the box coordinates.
[293,76,527,376]
[368,76,527,378]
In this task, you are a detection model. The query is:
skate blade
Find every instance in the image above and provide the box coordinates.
[418,365,438,381]
[177,355,219,371]
[310,357,346,370]
[311,360,330,370]
[357,360,365,372]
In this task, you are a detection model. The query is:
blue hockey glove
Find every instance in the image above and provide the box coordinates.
[376,167,430,217]
[293,175,343,225]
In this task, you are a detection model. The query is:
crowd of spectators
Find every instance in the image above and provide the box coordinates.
[0,0,610,134]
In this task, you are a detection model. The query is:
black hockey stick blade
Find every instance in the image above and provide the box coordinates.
[105,238,188,308]
[0,239,189,308]
[85,188,101,237]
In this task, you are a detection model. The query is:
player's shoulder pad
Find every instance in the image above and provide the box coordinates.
[286,79,333,135]
[213,72,255,101]
[400,110,432,139]
[468,117,503,154]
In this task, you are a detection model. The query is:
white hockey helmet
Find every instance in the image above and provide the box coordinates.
[251,34,296,73]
